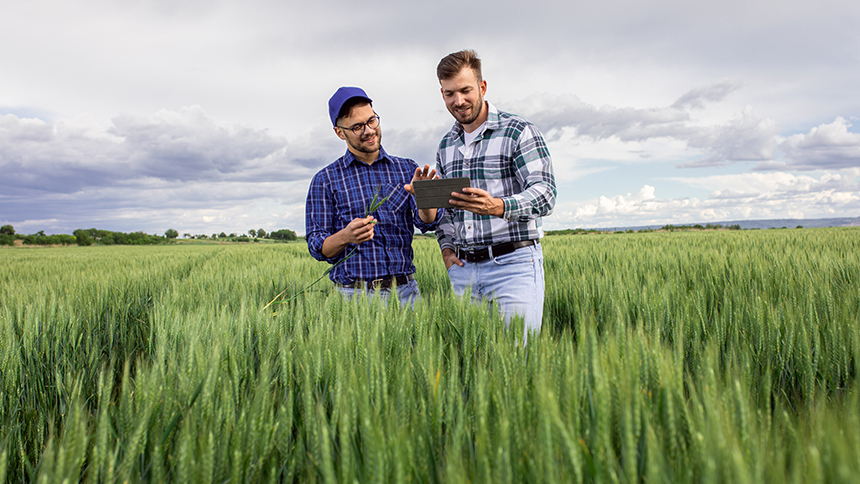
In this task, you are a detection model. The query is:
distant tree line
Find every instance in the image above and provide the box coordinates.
[661,223,742,231]
[544,224,745,236]
[1,225,168,246]
[1,225,77,246]
[179,228,299,243]
[72,228,166,246]
[2,225,301,247]
[545,228,602,236]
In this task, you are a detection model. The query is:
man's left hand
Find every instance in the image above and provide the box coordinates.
[405,164,439,224]
[403,164,438,194]
[449,187,504,217]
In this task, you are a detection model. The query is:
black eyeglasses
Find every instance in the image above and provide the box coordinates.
[338,115,380,135]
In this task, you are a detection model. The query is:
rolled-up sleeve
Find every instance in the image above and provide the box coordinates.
[305,171,340,263]
[414,206,444,233]
[501,123,556,222]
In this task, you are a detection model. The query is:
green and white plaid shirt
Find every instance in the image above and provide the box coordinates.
[435,102,556,251]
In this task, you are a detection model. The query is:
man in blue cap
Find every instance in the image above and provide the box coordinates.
[305,86,442,305]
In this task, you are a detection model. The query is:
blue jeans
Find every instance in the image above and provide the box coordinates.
[335,279,421,307]
[447,243,545,341]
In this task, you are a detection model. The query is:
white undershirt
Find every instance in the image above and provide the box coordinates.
[462,120,487,147]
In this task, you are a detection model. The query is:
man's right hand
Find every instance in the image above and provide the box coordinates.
[321,216,376,258]
[442,247,464,270]
[343,216,376,244]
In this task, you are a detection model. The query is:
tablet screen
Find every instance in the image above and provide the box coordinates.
[413,177,471,209]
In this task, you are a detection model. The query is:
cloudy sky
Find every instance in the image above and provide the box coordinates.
[2,0,859,236]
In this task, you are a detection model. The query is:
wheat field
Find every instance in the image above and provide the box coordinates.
[1,228,858,482]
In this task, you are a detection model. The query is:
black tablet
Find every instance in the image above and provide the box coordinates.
[413,177,471,209]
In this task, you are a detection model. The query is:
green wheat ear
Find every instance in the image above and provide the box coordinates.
[365,185,398,217]
[265,185,398,310]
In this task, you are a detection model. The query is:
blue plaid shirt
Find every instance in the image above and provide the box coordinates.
[305,147,442,285]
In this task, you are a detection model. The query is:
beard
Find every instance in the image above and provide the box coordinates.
[449,97,485,126]
[347,127,382,155]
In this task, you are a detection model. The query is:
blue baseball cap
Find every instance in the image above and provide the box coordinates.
[328,86,372,126]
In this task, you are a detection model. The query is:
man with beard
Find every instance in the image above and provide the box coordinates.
[305,86,442,305]
[434,50,557,340]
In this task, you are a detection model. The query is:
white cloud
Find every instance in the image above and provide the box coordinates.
[776,117,860,170]
[547,170,860,229]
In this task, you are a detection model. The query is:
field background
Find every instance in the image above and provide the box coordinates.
[1,229,859,483]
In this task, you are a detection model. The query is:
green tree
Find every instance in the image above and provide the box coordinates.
[257,228,267,239]
[269,229,297,241]
[0,224,14,235]
[73,229,93,246]
[165,228,179,239]
[248,229,257,238]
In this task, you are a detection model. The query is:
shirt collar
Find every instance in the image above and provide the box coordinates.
[338,146,391,168]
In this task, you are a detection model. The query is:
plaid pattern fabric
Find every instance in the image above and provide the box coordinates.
[305,147,440,285]
[435,102,556,250]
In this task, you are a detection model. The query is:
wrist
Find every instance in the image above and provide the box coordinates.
[491,197,506,217]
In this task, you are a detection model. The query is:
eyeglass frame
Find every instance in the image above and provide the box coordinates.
[337,114,380,136]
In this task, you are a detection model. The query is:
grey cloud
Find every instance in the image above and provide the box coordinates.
[0,107,328,234]
[384,125,451,164]
[672,81,743,110]
[504,94,692,143]
[505,91,781,167]
[0,114,127,195]
[679,108,780,167]
[474,90,854,172]
[110,106,289,182]
[775,117,860,170]
[0,107,319,198]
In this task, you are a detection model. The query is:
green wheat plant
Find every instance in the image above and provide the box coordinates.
[1,227,859,482]
[263,185,397,311]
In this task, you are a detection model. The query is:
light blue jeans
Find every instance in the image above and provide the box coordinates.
[335,279,421,307]
[447,243,545,341]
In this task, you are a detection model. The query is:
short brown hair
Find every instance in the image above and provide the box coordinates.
[436,49,482,83]
[336,98,371,125]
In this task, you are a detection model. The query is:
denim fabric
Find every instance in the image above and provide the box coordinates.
[334,279,421,308]
[447,243,544,341]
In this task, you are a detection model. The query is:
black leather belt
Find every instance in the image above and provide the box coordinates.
[339,274,414,290]
[457,240,536,263]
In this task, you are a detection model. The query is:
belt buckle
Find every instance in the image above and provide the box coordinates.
[460,248,486,263]
[369,277,386,290]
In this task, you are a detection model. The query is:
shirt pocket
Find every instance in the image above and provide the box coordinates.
[373,182,410,216]
[333,187,373,225]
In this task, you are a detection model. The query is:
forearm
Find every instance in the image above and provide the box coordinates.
[501,180,556,220]
[321,229,349,258]
[418,208,438,224]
